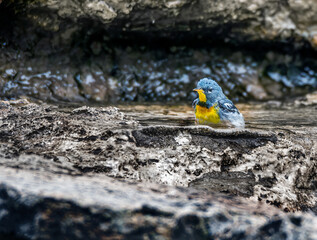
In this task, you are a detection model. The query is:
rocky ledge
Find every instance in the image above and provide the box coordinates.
[3,0,317,45]
[0,101,316,239]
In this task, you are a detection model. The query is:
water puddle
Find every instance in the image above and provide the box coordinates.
[118,103,317,134]
[55,101,317,136]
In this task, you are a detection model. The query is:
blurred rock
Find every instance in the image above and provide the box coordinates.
[295,91,317,106]
[0,46,316,103]
[6,0,317,47]
[0,0,317,103]
[1,166,317,240]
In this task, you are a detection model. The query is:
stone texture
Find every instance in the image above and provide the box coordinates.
[14,0,317,47]
[0,166,317,240]
[0,102,316,214]
[1,101,317,238]
[0,0,317,103]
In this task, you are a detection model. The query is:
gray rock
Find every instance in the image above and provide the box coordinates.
[1,102,317,238]
[189,171,257,197]
[0,103,316,214]
[11,0,317,46]
[0,166,317,239]
[1,0,317,103]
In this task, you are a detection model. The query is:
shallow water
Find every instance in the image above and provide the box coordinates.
[56,100,317,135]
[119,103,317,133]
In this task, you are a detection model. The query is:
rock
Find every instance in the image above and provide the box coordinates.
[132,125,277,151]
[0,166,317,239]
[189,171,257,197]
[0,103,316,215]
[295,91,317,106]
[5,0,317,46]
[1,46,317,103]
[1,102,317,238]
[1,1,317,103]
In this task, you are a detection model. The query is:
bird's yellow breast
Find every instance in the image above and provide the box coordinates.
[195,105,220,124]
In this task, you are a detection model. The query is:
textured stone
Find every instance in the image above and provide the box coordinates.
[1,102,317,238]
[0,166,317,240]
[14,0,317,47]
[1,0,317,103]
[0,103,316,213]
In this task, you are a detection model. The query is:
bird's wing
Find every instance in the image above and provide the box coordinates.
[192,98,199,109]
[218,99,239,113]
[218,99,245,128]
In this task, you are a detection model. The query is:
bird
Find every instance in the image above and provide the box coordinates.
[192,78,245,128]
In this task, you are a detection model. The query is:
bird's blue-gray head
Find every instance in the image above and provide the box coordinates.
[194,78,225,104]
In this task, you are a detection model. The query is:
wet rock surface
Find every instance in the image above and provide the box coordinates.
[1,35,317,104]
[132,125,276,152]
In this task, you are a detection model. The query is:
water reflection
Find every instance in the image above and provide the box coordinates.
[119,103,317,132]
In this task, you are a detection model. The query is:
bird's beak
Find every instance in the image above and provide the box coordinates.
[193,88,204,93]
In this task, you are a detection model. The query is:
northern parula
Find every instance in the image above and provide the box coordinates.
[193,78,245,128]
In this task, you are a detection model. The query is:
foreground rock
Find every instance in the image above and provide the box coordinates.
[0,102,316,215]
[1,166,317,239]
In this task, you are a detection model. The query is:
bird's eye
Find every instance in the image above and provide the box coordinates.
[207,88,213,93]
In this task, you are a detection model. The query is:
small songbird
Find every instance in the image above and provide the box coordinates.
[193,78,245,128]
